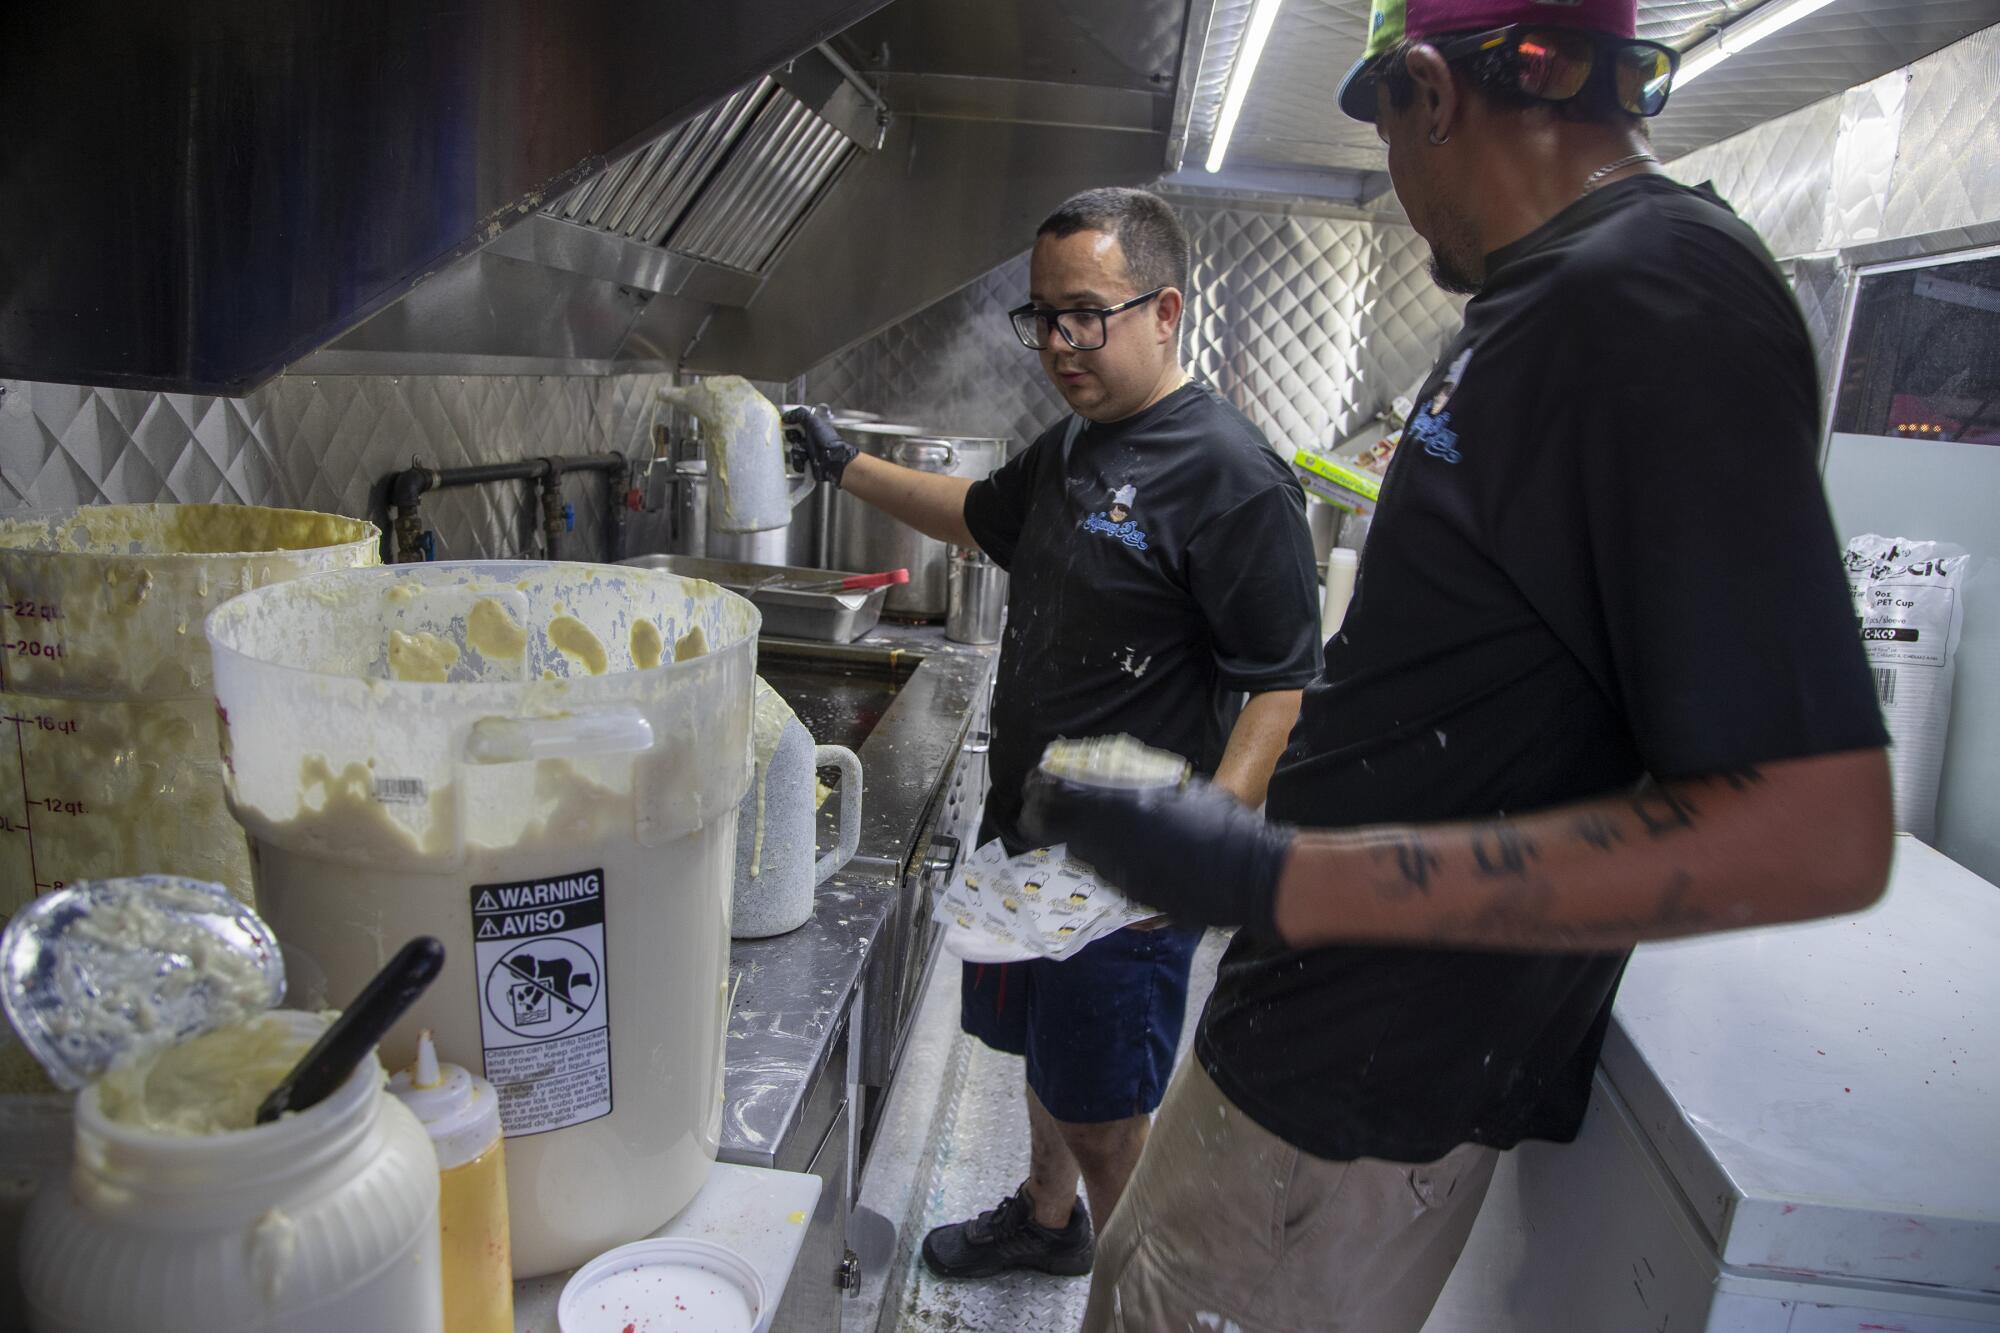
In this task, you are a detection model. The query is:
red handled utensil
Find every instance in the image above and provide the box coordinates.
[753,568,910,595]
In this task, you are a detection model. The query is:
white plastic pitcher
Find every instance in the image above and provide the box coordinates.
[733,680,862,939]
[19,1011,441,1333]
[205,561,760,1277]
[0,505,379,916]
[658,378,815,533]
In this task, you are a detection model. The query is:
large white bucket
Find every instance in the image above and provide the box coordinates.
[0,504,379,916]
[205,560,759,1277]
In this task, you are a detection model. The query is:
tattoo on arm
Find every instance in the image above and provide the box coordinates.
[1470,826,1538,878]
[1571,812,1625,853]
[1631,783,1698,837]
[1372,834,1442,897]
[1427,870,1717,950]
[1629,766,1763,837]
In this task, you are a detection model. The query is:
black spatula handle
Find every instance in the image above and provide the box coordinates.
[255,936,445,1125]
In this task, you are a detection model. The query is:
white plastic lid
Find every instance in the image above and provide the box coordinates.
[558,1237,767,1333]
[387,1031,502,1170]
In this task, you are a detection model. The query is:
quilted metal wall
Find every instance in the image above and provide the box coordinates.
[1878,23,2000,242]
[1666,25,2000,261]
[0,373,673,562]
[1665,93,1845,261]
[800,201,1465,456]
[1662,23,2000,383]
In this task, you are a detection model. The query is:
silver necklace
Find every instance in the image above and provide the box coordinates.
[1581,151,1658,195]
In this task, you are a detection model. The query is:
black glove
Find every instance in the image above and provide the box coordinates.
[781,406,859,488]
[1020,771,1295,937]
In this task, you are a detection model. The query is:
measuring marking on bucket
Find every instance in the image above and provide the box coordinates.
[470,868,614,1137]
[0,709,81,895]
[2,591,76,894]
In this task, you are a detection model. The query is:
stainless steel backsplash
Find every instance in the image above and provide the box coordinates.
[0,372,676,562]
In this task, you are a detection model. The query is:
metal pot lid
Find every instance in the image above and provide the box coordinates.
[838,421,932,437]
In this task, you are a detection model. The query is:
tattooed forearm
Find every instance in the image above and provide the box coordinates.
[1705,767,1764,792]
[1371,834,1442,897]
[1631,783,1698,837]
[1470,826,1538,878]
[1428,870,1718,950]
[1571,812,1624,852]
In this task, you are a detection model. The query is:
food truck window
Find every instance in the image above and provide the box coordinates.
[1833,251,2000,445]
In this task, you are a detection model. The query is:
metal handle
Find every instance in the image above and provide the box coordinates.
[921,833,961,886]
[891,440,958,472]
[786,467,818,510]
[463,705,655,764]
[813,744,864,886]
[961,730,990,755]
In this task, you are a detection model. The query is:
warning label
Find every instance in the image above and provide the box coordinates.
[470,868,612,1137]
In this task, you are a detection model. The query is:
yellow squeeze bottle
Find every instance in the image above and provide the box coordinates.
[391,1031,513,1333]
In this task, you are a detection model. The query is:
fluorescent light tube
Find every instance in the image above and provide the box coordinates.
[1676,0,1839,88]
[1205,0,1285,173]
[1674,42,1732,85]
[1723,0,1839,48]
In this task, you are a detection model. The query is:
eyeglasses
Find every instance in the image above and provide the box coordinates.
[1431,26,1679,118]
[1008,288,1166,351]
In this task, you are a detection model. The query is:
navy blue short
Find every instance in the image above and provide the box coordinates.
[960,923,1204,1125]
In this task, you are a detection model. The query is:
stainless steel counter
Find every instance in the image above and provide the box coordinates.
[720,622,995,1167]
[715,620,993,1327]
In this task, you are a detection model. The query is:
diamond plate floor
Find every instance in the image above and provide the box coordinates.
[871,931,1229,1333]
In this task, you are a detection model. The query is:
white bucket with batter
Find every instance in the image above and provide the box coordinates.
[0,504,379,915]
[205,560,759,1277]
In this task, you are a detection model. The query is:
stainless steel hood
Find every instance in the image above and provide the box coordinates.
[0,0,891,394]
[7,0,1989,398]
[307,0,1186,385]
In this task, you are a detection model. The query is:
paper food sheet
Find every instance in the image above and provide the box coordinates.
[937,839,1156,964]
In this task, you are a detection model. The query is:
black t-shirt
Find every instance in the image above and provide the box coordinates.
[1198,176,1890,1163]
[964,381,1322,852]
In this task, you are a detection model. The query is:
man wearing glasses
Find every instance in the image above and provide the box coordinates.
[1024,0,1892,1329]
[785,187,1321,1282]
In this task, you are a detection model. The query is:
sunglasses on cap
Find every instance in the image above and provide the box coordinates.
[1428,25,1679,117]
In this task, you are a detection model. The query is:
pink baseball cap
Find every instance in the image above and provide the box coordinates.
[1338,0,1640,122]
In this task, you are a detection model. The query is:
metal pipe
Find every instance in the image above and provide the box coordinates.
[538,456,566,558]
[816,41,889,115]
[382,451,629,562]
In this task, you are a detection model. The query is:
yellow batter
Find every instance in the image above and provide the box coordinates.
[467,597,529,660]
[96,1015,311,1136]
[388,630,459,683]
[547,616,608,675]
[630,620,665,670]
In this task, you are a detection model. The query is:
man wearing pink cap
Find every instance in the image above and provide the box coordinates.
[1027,0,1893,1328]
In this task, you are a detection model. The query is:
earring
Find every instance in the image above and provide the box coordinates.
[1428,128,1450,146]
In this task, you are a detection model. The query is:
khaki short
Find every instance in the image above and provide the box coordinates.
[1082,1059,1497,1333]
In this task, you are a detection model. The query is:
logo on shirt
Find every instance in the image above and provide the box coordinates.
[1408,346,1474,464]
[1081,483,1150,550]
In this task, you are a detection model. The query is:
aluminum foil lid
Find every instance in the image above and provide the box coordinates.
[0,876,285,1091]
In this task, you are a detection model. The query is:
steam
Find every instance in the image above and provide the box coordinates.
[804,254,1069,443]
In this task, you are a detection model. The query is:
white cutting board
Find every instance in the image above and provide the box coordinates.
[513,1161,822,1332]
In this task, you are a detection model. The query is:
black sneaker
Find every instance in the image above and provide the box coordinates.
[921,1185,1094,1279]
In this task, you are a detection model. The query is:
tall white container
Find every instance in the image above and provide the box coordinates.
[0,504,379,912]
[19,1011,442,1333]
[205,561,761,1277]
